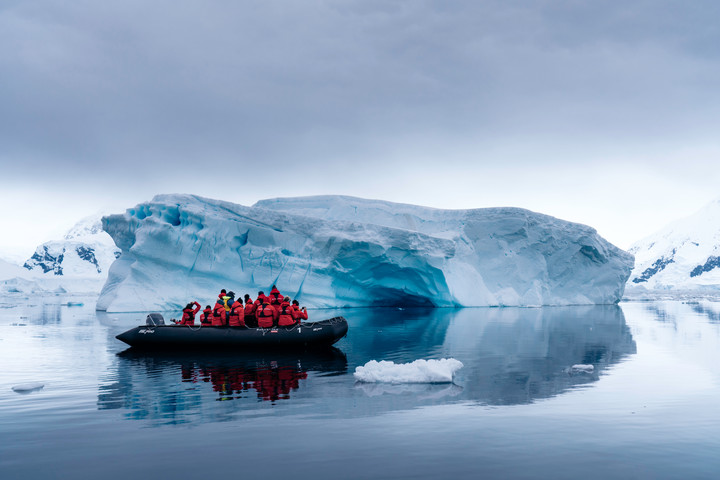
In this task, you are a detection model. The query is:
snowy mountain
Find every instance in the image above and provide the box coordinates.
[627,198,720,292]
[0,214,120,295]
[97,194,633,312]
[23,214,120,277]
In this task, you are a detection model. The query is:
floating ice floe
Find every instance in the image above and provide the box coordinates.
[569,364,594,374]
[353,358,464,384]
[12,382,45,393]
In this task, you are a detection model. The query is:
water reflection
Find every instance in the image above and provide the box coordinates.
[442,305,636,405]
[96,305,636,423]
[98,349,347,424]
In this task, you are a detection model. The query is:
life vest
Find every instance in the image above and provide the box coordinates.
[181,302,200,325]
[277,303,297,327]
[228,303,245,327]
[201,308,212,326]
[256,304,276,328]
[270,297,282,315]
[212,303,226,326]
[222,296,234,311]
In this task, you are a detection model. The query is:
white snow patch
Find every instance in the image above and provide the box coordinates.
[353,358,464,384]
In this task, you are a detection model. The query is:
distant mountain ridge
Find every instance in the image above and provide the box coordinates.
[627,198,720,291]
[23,214,120,277]
[0,214,120,295]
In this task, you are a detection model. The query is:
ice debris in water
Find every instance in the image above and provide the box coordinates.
[12,382,45,393]
[569,364,594,374]
[353,358,463,384]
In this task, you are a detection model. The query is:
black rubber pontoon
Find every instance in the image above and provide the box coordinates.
[115,316,348,350]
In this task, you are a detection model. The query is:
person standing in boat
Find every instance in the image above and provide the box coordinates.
[292,300,308,321]
[179,301,201,325]
[277,297,300,327]
[269,285,282,304]
[256,297,278,328]
[200,305,213,326]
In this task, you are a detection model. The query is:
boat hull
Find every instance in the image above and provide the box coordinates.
[115,316,348,350]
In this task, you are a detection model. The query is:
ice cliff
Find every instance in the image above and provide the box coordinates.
[96,194,632,312]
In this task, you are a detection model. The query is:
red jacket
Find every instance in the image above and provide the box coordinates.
[200,307,213,326]
[277,302,298,327]
[181,302,201,325]
[256,303,278,328]
[292,304,308,321]
[228,302,245,327]
[212,302,227,326]
[244,301,257,317]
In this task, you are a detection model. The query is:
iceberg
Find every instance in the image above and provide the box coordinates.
[353,359,464,384]
[96,194,633,312]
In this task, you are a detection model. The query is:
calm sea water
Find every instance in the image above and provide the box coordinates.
[1,297,719,479]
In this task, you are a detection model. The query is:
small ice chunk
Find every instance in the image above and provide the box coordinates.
[12,382,45,393]
[353,358,463,383]
[570,364,594,374]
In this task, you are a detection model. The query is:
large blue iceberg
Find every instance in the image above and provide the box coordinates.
[96,194,633,312]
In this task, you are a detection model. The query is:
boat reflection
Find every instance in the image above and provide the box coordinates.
[98,348,347,424]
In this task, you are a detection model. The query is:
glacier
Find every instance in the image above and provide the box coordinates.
[97,194,632,312]
[626,198,720,296]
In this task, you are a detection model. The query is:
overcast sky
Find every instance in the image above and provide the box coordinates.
[2,0,719,258]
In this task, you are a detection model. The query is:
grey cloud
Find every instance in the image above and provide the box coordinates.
[1,0,720,180]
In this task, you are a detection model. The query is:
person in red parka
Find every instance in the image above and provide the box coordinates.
[212,301,227,326]
[179,301,201,325]
[255,291,267,306]
[200,305,213,326]
[244,295,257,328]
[292,300,308,321]
[270,295,282,316]
[269,285,282,305]
[255,299,278,328]
[277,297,299,327]
[228,301,245,327]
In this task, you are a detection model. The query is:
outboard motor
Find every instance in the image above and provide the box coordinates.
[145,313,165,326]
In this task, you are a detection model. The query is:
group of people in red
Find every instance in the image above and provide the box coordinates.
[176,285,308,328]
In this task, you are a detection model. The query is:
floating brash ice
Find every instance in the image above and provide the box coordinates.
[353,358,464,383]
[12,382,45,393]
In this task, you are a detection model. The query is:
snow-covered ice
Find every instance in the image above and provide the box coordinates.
[353,358,464,383]
[627,198,720,294]
[1,214,120,296]
[97,194,633,312]
[23,213,120,278]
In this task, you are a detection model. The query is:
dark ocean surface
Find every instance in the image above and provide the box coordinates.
[1,297,719,479]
